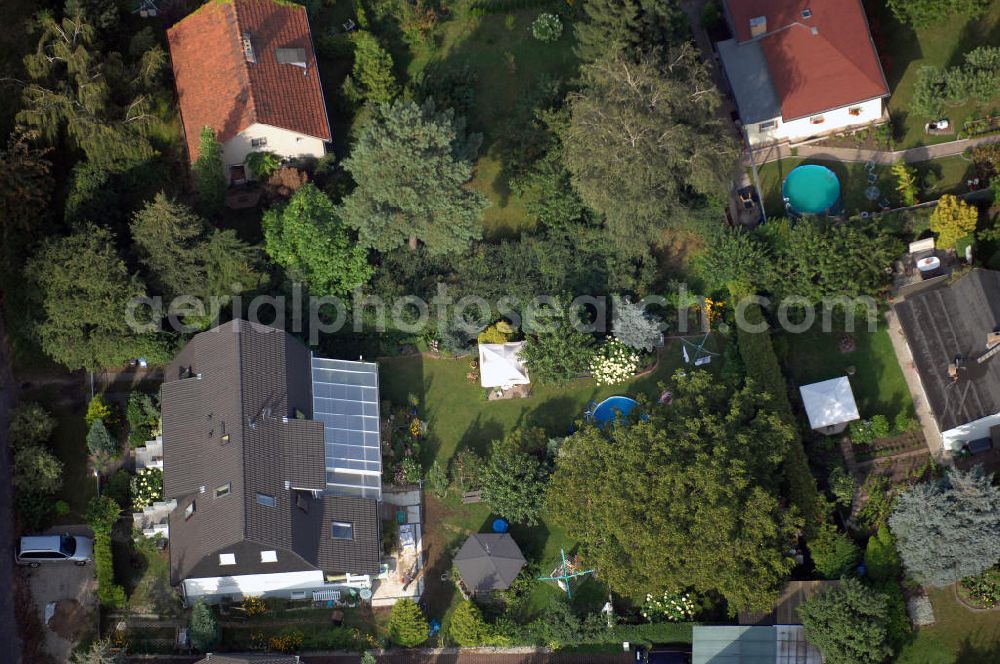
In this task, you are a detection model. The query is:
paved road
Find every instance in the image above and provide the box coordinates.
[752,133,1000,165]
[0,309,22,663]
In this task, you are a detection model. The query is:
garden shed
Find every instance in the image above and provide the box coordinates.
[799,376,860,434]
[478,342,530,389]
[454,533,526,594]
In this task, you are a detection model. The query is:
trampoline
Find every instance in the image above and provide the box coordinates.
[782,164,841,215]
[588,396,642,427]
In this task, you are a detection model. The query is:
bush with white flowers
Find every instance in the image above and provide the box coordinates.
[131,467,164,510]
[641,591,696,622]
[532,13,563,43]
[589,339,640,385]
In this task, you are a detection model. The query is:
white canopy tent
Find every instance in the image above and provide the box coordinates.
[478,342,530,388]
[799,376,860,433]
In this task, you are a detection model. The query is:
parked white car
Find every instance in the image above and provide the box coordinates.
[15,535,94,567]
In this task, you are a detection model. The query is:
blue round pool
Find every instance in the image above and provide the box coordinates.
[782,164,841,215]
[591,396,641,426]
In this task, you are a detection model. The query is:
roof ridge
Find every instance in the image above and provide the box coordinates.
[235,321,251,542]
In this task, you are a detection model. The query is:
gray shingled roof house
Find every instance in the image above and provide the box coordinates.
[454,533,526,594]
[161,320,381,604]
[894,269,1000,453]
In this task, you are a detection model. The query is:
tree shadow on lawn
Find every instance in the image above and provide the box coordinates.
[955,635,1000,664]
[864,0,920,92]
[454,414,506,459]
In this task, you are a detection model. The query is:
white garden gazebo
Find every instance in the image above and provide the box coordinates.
[799,376,860,435]
[478,342,530,389]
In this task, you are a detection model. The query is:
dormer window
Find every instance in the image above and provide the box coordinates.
[219,553,236,565]
[215,483,231,498]
[256,492,276,507]
[261,550,278,563]
[185,501,196,520]
[801,8,812,19]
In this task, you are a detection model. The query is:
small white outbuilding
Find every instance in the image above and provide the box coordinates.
[799,376,860,435]
[478,342,530,389]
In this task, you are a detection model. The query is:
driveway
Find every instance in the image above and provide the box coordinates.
[21,524,98,663]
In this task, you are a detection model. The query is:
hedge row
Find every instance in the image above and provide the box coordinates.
[87,496,126,608]
[470,0,557,16]
[607,621,695,647]
[737,303,822,537]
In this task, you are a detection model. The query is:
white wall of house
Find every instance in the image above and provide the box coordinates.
[221,122,326,179]
[941,410,1000,451]
[183,570,327,605]
[745,97,885,147]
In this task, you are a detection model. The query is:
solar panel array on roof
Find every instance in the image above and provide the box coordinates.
[311,356,381,500]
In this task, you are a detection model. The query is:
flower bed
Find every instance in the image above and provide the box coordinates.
[641,591,697,622]
[958,568,1000,609]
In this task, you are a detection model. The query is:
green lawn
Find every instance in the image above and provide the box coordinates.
[755,156,973,218]
[867,0,1000,148]
[894,587,1000,663]
[380,339,726,622]
[779,323,915,422]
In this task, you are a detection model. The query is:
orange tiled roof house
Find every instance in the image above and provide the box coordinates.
[716,0,889,148]
[167,0,331,183]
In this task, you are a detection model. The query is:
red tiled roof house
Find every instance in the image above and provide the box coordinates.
[716,0,889,147]
[167,0,331,183]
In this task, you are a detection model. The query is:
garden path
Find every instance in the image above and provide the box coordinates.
[752,133,1000,166]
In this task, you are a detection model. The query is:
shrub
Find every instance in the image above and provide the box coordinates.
[189,600,220,651]
[450,449,482,491]
[54,500,71,516]
[640,591,696,622]
[85,394,113,428]
[828,466,856,508]
[104,469,132,511]
[865,524,902,582]
[388,598,428,647]
[126,391,159,447]
[959,567,1000,608]
[873,580,912,650]
[193,127,225,214]
[15,491,55,531]
[246,151,282,180]
[589,338,640,385]
[8,402,56,449]
[850,416,890,445]
[931,194,979,249]
[87,419,118,458]
[131,467,164,510]
[612,297,663,352]
[857,475,895,531]
[531,12,563,42]
[810,524,861,579]
[893,411,916,433]
[13,444,64,494]
[449,599,490,646]
[425,460,448,498]
[477,321,513,344]
[892,162,919,206]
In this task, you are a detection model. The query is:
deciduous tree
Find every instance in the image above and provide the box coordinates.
[564,47,738,249]
[27,225,172,370]
[264,183,372,296]
[886,0,989,29]
[70,640,122,664]
[798,578,893,664]
[339,99,488,255]
[547,371,797,613]
[519,298,594,385]
[889,466,1000,586]
[480,429,549,525]
[809,525,861,579]
[8,402,57,450]
[0,129,52,252]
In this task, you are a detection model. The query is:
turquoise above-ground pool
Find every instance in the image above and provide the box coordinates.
[590,396,641,427]
[782,164,841,215]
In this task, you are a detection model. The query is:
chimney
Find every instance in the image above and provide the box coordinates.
[750,15,767,38]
